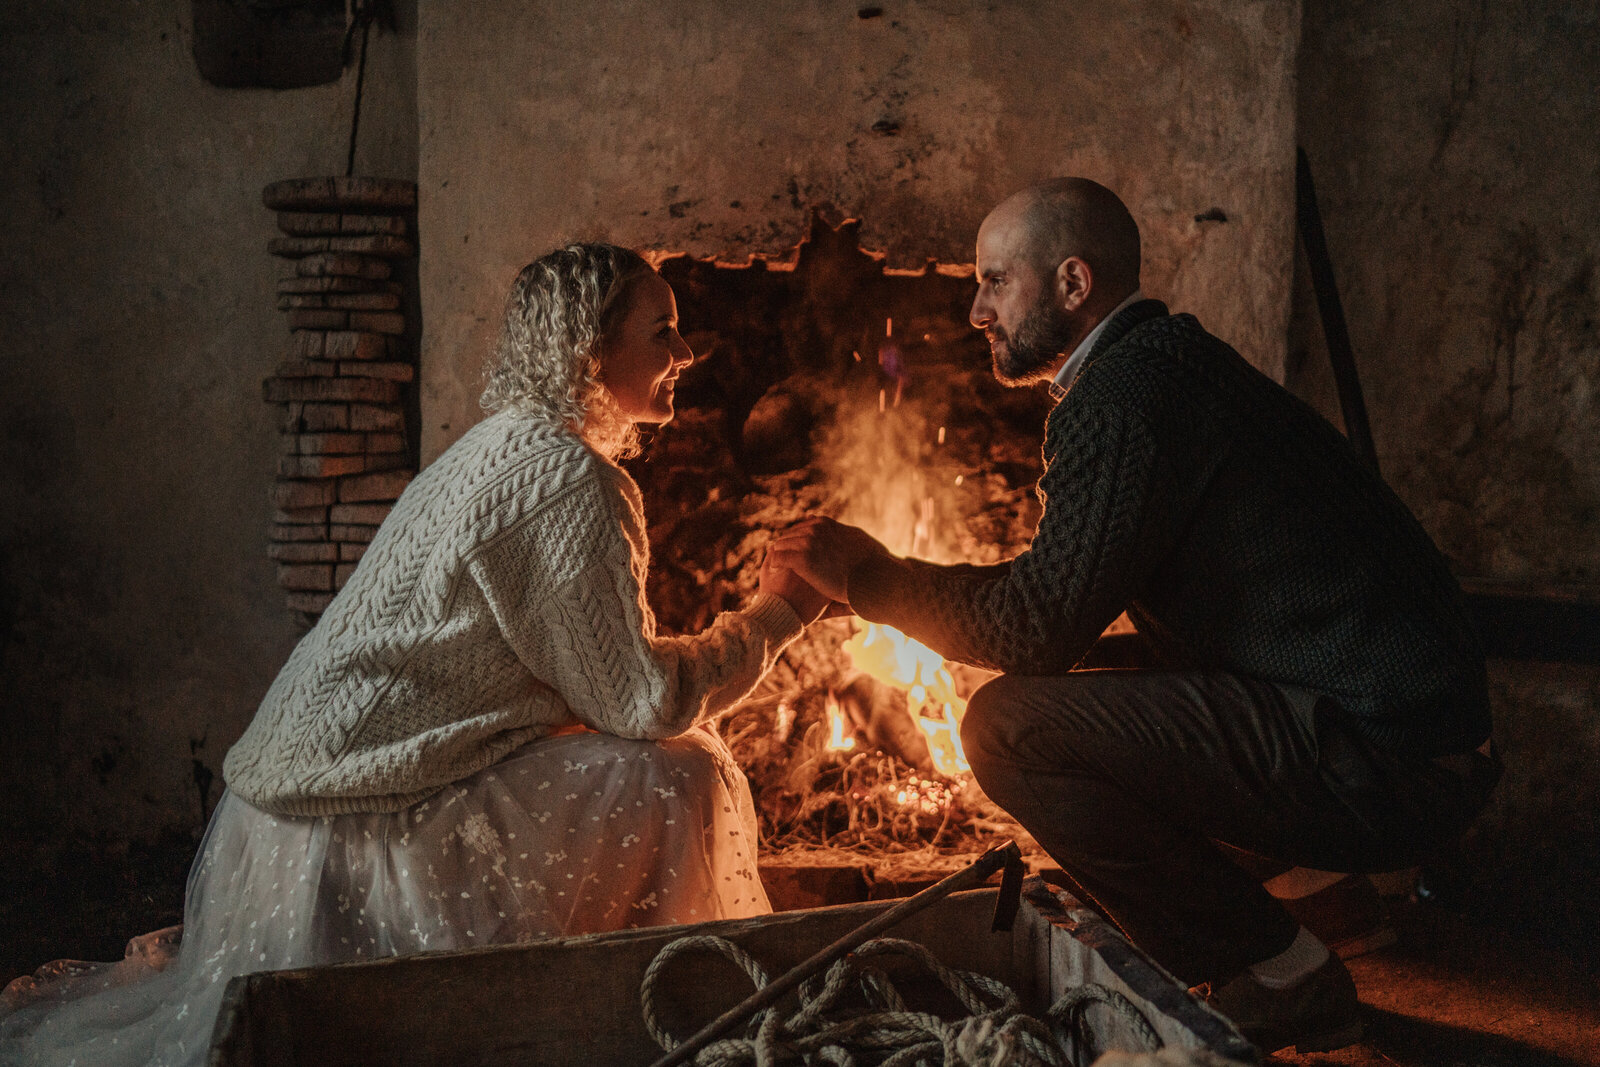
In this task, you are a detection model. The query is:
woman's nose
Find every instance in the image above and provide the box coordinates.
[672,334,695,367]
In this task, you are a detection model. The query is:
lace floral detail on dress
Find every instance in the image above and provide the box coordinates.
[450,811,509,877]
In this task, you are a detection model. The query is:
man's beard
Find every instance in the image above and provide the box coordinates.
[990,296,1080,386]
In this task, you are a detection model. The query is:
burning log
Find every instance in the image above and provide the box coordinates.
[833,673,932,768]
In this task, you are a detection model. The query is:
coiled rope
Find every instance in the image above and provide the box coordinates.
[641,933,1163,1066]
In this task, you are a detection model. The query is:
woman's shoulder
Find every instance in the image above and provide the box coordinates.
[432,410,597,490]
[433,411,621,544]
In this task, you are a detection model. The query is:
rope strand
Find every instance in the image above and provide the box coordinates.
[641,933,1163,1066]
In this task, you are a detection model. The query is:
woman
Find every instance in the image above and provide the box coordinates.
[2,243,827,1065]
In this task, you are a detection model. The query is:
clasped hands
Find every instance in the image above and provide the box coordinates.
[758,517,893,625]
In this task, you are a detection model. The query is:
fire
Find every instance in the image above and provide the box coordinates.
[824,691,855,752]
[842,622,970,775]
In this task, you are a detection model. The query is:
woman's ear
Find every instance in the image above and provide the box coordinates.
[1055,256,1093,312]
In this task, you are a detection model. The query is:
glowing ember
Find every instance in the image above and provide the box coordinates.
[895,773,963,817]
[842,622,971,775]
[824,692,856,752]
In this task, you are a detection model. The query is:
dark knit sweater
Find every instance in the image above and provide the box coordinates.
[849,300,1490,758]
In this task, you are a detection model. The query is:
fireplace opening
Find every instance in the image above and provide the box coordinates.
[626,213,1060,896]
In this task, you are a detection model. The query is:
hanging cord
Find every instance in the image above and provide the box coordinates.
[341,0,390,177]
[641,934,1162,1066]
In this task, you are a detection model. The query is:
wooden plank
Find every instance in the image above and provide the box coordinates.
[211,891,1010,1067]
[1459,578,1600,665]
[1024,883,1255,1063]
[211,883,1252,1066]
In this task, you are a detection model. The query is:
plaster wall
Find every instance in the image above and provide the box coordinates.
[1290,1,1599,584]
[416,0,1302,461]
[0,3,418,840]
[1290,1,1600,970]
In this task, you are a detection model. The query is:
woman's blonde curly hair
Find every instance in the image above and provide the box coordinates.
[481,243,657,459]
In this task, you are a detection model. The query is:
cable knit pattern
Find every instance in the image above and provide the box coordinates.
[849,301,1489,758]
[224,410,803,816]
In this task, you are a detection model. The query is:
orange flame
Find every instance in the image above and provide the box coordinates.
[824,691,856,752]
[842,622,970,775]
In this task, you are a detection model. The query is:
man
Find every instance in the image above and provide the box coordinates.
[770,178,1499,1054]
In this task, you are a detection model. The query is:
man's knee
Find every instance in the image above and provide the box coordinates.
[961,674,1033,791]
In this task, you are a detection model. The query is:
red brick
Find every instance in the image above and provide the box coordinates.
[269,234,414,259]
[277,563,334,591]
[278,274,396,295]
[335,563,360,587]
[282,403,351,432]
[274,359,336,379]
[273,505,329,524]
[278,454,369,478]
[268,236,323,258]
[365,432,406,453]
[262,177,416,213]
[277,294,329,310]
[268,541,339,563]
[287,309,350,331]
[330,234,413,257]
[288,331,325,359]
[330,523,381,542]
[363,453,410,474]
[330,503,392,525]
[340,214,407,236]
[277,211,344,236]
[348,404,403,431]
[264,376,401,404]
[271,522,330,541]
[338,361,413,382]
[285,591,335,614]
[326,291,400,311]
[294,252,393,280]
[282,432,366,455]
[272,479,338,509]
[347,311,405,335]
[339,542,368,562]
[323,331,391,361]
[339,469,412,503]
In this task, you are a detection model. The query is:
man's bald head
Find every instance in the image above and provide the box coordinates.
[971,178,1143,387]
[1001,178,1142,304]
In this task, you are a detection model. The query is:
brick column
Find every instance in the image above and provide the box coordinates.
[261,177,418,618]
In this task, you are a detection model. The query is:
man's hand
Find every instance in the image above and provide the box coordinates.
[758,553,831,624]
[767,517,893,606]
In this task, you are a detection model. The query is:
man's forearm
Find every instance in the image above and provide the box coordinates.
[846,556,1016,665]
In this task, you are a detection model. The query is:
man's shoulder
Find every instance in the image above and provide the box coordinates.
[1117,308,1218,350]
[1047,309,1245,447]
[1087,305,1248,387]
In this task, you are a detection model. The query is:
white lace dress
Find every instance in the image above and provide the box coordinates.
[0,725,768,1066]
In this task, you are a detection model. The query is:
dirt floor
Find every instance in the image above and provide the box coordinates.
[1279,899,1600,1067]
[2,836,1597,1065]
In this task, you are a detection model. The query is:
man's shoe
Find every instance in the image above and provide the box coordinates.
[1208,952,1363,1055]
[1279,873,1397,960]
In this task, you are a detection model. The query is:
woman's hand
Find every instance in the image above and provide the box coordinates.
[766,517,892,604]
[759,551,833,625]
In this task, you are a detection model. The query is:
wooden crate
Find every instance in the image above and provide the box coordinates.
[209,879,1253,1065]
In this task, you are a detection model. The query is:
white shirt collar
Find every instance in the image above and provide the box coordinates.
[1048,289,1145,401]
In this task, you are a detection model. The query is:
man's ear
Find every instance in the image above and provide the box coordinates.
[1054,256,1093,312]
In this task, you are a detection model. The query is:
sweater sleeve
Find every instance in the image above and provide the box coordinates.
[848,366,1212,674]
[468,460,803,740]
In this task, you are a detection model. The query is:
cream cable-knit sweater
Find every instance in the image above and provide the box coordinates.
[224,409,803,816]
